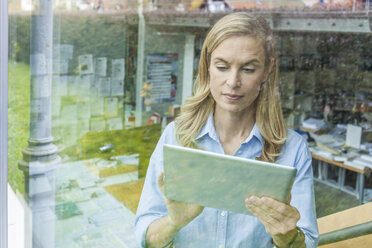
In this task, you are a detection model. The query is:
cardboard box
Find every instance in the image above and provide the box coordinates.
[168,105,181,117]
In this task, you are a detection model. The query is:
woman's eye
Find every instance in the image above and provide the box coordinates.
[243,68,255,73]
[216,66,228,71]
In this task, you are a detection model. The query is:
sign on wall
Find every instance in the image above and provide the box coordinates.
[145,54,178,104]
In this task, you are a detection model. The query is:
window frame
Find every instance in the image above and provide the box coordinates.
[0,0,8,247]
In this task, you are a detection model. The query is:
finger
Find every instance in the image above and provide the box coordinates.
[246,197,282,225]
[248,203,280,225]
[246,202,279,233]
[259,196,300,220]
[247,201,291,236]
[246,196,299,236]
[253,196,300,234]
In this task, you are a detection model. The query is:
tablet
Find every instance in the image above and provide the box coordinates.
[163,144,297,215]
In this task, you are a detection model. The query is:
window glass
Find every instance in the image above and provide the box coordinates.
[7,0,372,247]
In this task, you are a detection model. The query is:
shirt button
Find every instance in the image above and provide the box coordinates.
[221,211,226,217]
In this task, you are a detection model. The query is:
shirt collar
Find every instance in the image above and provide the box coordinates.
[195,112,219,142]
[243,122,264,145]
[195,112,264,146]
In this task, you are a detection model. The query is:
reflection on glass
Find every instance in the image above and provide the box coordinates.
[6,0,372,247]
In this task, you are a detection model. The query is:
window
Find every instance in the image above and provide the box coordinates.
[1,0,9,247]
[5,1,372,247]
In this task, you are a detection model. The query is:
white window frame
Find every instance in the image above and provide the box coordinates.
[0,0,8,247]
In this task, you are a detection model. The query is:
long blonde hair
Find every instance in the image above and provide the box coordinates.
[175,12,286,162]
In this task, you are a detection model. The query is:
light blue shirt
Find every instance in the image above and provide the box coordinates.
[135,114,319,248]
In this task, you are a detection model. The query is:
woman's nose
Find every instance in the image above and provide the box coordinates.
[226,70,241,88]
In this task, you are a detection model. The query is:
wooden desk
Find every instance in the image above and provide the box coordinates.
[300,127,328,135]
[312,154,372,204]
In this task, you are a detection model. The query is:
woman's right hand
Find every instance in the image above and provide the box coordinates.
[157,173,204,230]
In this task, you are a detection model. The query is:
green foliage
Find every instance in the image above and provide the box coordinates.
[9,14,31,63]
[58,14,127,73]
[9,13,129,67]
[8,61,30,194]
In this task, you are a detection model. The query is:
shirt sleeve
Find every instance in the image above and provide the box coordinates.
[289,136,319,248]
[134,123,175,248]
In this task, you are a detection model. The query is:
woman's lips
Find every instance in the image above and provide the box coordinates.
[223,94,242,101]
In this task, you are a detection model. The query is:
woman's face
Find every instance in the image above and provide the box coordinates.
[208,35,267,116]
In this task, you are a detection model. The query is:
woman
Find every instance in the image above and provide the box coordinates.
[135,12,318,248]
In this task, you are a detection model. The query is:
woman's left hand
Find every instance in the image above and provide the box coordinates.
[245,195,304,248]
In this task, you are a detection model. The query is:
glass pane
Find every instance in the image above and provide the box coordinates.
[7,0,372,247]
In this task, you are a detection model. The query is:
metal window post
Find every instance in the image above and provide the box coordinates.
[0,0,9,247]
[182,34,195,104]
[18,0,61,247]
[135,0,146,126]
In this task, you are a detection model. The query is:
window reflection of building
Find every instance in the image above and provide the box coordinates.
[6,1,372,247]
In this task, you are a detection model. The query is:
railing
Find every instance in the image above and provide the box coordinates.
[317,202,372,247]
[319,221,372,246]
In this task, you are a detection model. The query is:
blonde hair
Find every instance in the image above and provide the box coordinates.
[175,12,286,162]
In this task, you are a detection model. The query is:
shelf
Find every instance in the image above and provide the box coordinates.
[333,108,353,112]
[143,10,372,33]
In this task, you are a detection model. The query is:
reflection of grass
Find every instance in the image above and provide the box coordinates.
[104,179,145,213]
[8,62,30,194]
[99,164,138,178]
[81,124,161,178]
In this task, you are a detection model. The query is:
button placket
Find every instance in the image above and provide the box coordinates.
[216,210,227,248]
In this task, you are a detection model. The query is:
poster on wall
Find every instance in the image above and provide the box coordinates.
[90,97,104,117]
[111,78,124,96]
[98,77,111,97]
[77,96,91,120]
[112,59,125,80]
[79,75,92,95]
[78,54,94,75]
[95,57,107,77]
[104,97,118,117]
[146,54,178,103]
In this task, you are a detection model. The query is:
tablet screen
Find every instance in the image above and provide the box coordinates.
[163,144,297,215]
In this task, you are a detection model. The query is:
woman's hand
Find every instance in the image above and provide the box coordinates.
[157,173,204,230]
[245,195,305,248]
